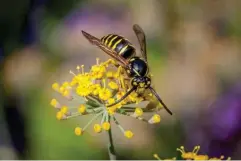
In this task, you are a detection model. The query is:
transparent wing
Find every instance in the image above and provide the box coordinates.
[133,24,147,61]
[81,30,129,67]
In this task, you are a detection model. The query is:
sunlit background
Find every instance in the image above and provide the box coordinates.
[1,0,241,159]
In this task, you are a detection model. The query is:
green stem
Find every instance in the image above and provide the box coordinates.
[107,116,117,160]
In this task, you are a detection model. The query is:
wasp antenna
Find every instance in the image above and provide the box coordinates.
[107,87,136,107]
[149,86,173,115]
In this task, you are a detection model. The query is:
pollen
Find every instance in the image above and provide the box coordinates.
[107,107,116,115]
[148,114,161,124]
[107,98,115,105]
[56,111,64,120]
[60,106,68,114]
[124,130,134,139]
[50,98,60,108]
[62,81,69,88]
[52,82,59,91]
[108,81,119,90]
[107,98,122,109]
[78,104,86,114]
[133,107,143,117]
[63,90,70,97]
[59,86,65,94]
[99,88,112,101]
[93,124,102,133]
[102,122,111,131]
[75,127,83,136]
[76,86,92,97]
[106,71,115,78]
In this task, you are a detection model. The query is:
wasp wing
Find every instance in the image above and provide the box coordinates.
[133,24,147,62]
[81,30,129,67]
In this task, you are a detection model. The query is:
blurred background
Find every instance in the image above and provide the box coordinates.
[1,0,241,159]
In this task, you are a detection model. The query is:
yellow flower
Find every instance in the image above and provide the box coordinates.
[176,146,200,160]
[70,78,77,86]
[91,84,101,95]
[102,122,111,131]
[91,64,106,79]
[59,86,65,94]
[106,98,122,109]
[75,127,83,136]
[148,114,161,124]
[116,91,128,104]
[128,92,144,104]
[124,130,134,139]
[132,107,143,117]
[60,106,68,114]
[62,81,69,88]
[76,85,92,97]
[52,82,59,91]
[106,71,115,78]
[56,111,64,120]
[74,74,91,86]
[50,98,60,108]
[99,88,112,101]
[93,124,102,133]
[78,104,86,114]
[107,107,116,115]
[108,81,119,90]
[154,146,231,160]
[51,58,164,140]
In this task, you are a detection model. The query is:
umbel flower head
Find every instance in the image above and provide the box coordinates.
[50,58,163,138]
[154,145,231,160]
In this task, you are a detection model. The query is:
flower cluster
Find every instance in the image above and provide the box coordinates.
[154,146,231,160]
[50,58,163,138]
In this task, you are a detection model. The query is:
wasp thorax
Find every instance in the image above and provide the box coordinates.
[131,76,151,88]
[127,57,148,77]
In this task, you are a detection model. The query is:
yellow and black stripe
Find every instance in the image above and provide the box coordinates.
[100,34,136,59]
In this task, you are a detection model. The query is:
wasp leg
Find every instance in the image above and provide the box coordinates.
[107,87,136,107]
[116,66,127,92]
[148,86,173,115]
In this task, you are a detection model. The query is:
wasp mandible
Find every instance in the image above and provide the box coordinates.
[81,24,173,115]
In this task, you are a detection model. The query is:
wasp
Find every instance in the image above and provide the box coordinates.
[81,24,173,115]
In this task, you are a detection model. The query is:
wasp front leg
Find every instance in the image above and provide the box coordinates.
[116,66,127,92]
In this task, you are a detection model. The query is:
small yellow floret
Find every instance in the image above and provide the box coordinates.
[52,82,59,91]
[124,130,134,139]
[107,107,116,115]
[56,111,63,120]
[102,122,111,131]
[134,107,143,117]
[63,90,70,97]
[78,104,86,114]
[149,114,161,124]
[62,81,69,88]
[59,86,65,94]
[93,124,102,133]
[60,106,68,114]
[50,98,58,107]
[99,88,112,101]
[108,81,118,90]
[75,127,83,136]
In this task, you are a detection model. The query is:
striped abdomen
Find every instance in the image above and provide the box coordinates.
[100,34,136,60]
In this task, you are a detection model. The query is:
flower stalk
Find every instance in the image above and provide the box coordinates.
[107,116,117,160]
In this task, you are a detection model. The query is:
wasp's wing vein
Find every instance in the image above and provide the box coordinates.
[81,30,129,67]
[133,24,147,62]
